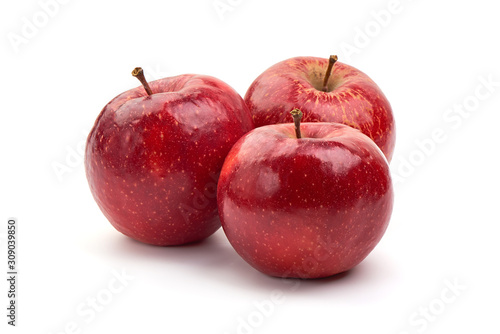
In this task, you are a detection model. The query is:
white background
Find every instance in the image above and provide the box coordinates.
[1,0,500,333]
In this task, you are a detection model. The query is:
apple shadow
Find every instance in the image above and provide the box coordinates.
[82,228,394,296]
[256,257,390,295]
[83,228,263,280]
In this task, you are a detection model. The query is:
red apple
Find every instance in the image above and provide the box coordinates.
[244,56,395,161]
[217,109,393,278]
[85,68,254,246]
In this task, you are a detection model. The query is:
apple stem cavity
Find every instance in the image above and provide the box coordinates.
[290,108,303,139]
[132,67,153,96]
[322,55,338,92]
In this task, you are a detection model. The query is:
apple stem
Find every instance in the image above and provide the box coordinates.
[290,109,303,139]
[322,55,338,92]
[132,67,153,96]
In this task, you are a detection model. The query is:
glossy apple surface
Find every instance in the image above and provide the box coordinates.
[244,56,395,161]
[217,122,393,278]
[86,73,254,246]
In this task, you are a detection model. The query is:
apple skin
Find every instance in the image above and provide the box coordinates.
[85,74,254,246]
[244,56,395,161]
[217,122,393,278]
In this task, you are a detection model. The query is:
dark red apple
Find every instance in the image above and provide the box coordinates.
[217,109,393,278]
[85,68,254,246]
[244,55,395,161]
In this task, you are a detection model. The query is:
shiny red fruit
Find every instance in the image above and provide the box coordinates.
[244,56,395,161]
[217,122,393,278]
[86,73,254,246]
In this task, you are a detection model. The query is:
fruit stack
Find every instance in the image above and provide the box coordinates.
[85,56,395,279]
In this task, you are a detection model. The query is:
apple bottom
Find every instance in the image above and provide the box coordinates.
[217,123,393,279]
[106,211,221,247]
[88,168,222,246]
[221,200,391,279]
